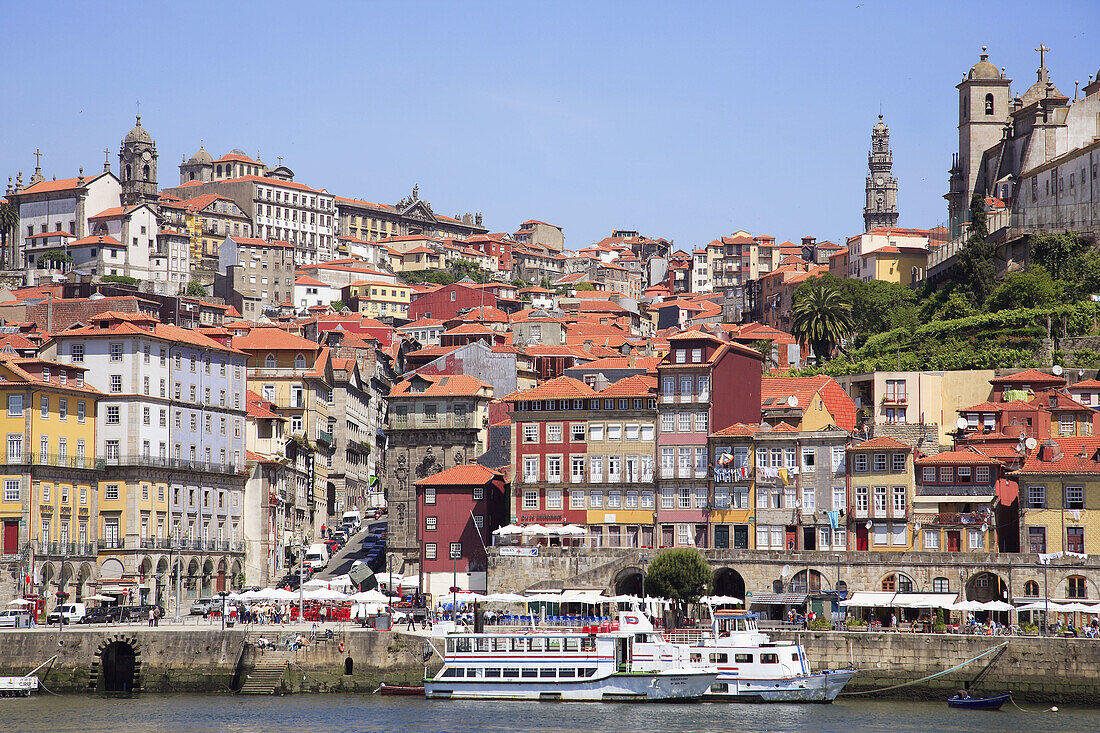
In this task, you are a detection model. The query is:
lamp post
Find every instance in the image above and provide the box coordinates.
[299,539,305,623]
[173,528,182,624]
[1042,559,1049,637]
[451,543,461,622]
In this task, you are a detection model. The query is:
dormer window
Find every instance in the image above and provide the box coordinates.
[294,353,306,369]
[264,353,276,368]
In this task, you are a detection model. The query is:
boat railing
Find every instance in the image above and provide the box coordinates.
[486,615,617,629]
[662,630,709,645]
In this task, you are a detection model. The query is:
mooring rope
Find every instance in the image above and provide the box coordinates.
[840,640,1009,695]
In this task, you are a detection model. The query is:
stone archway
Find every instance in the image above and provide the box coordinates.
[790,569,826,593]
[216,559,227,593]
[156,558,169,607]
[138,557,154,604]
[230,559,243,590]
[186,559,199,600]
[966,571,1007,603]
[201,559,215,597]
[91,635,142,695]
[712,567,746,599]
[613,567,643,597]
[76,563,94,603]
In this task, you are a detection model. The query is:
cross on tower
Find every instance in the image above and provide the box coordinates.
[33,148,42,168]
[1036,43,1050,70]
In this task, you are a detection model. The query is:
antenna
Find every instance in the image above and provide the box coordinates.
[787,395,799,408]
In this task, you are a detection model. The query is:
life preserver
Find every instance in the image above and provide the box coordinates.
[338,641,345,652]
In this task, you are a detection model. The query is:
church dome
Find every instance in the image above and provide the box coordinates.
[124,115,153,144]
[874,114,888,132]
[968,48,1000,80]
[187,145,213,165]
[1020,78,1065,107]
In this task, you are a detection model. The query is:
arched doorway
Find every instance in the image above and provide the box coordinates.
[186,559,199,600]
[711,568,745,600]
[138,558,153,604]
[966,572,1007,603]
[613,567,643,597]
[100,641,137,694]
[76,563,93,603]
[201,559,214,597]
[216,559,227,593]
[156,558,169,607]
[230,560,243,591]
[789,569,826,594]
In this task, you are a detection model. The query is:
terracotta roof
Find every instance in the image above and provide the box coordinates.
[761,375,857,431]
[960,401,1003,413]
[915,447,1001,466]
[990,369,1066,385]
[18,172,108,195]
[597,374,656,397]
[848,436,911,451]
[232,326,320,352]
[222,174,329,195]
[414,463,502,487]
[443,324,495,335]
[50,312,244,354]
[1069,379,1100,390]
[1011,437,1100,475]
[567,356,659,373]
[294,275,328,287]
[70,234,124,247]
[502,375,598,402]
[246,390,284,420]
[23,230,77,240]
[709,423,761,437]
[1029,391,1093,412]
[391,373,491,397]
[399,318,446,329]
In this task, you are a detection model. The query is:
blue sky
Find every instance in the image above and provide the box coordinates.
[2,1,1096,249]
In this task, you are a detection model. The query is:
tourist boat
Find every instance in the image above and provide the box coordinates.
[946,692,1010,710]
[0,676,38,697]
[653,610,857,703]
[423,612,717,701]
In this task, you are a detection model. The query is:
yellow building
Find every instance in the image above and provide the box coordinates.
[708,424,757,549]
[345,280,411,319]
[847,436,914,553]
[0,355,100,605]
[856,245,929,286]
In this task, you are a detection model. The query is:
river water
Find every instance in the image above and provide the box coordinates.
[5,695,1093,732]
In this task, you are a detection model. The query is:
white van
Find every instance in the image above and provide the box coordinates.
[303,543,329,570]
[46,603,86,624]
[341,510,362,531]
[0,609,31,627]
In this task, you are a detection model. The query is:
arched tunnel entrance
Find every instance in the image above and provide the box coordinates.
[613,567,643,597]
[712,567,746,600]
[100,640,138,694]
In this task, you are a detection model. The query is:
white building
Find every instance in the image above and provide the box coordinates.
[294,275,341,311]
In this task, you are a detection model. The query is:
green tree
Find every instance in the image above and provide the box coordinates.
[574,282,595,291]
[100,275,139,286]
[330,300,346,312]
[985,266,1059,312]
[955,192,995,305]
[644,549,710,628]
[184,279,207,297]
[39,249,73,267]
[790,276,854,363]
[828,275,919,340]
[1030,232,1100,300]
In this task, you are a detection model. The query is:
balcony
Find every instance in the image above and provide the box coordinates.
[883,392,908,405]
[98,538,125,550]
[35,541,97,557]
[316,431,333,448]
[0,452,97,470]
[95,455,241,475]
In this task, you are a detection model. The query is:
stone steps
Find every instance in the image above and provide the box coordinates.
[238,651,293,695]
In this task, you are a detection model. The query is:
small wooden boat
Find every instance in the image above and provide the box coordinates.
[947,692,1010,710]
[378,682,425,696]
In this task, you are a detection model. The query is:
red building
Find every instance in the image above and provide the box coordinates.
[415,464,508,600]
[408,282,499,322]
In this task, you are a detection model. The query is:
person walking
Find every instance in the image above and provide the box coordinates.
[148,607,156,627]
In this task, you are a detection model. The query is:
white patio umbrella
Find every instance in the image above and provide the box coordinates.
[610,594,643,604]
[303,575,354,590]
[980,600,1015,612]
[524,592,566,603]
[556,524,587,535]
[373,572,403,587]
[483,593,526,603]
[1058,602,1096,613]
[7,598,35,606]
[236,590,261,601]
[397,576,420,590]
[950,600,984,612]
[492,524,525,536]
[350,589,389,603]
[700,595,743,606]
[85,594,115,602]
[267,588,299,602]
[521,524,549,536]
[1015,600,1063,612]
[303,588,351,602]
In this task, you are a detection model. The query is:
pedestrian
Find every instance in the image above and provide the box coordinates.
[148,607,156,627]
[891,612,898,629]
[154,606,160,627]
[407,611,417,632]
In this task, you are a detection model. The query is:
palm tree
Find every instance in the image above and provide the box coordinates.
[791,277,854,363]
[0,199,17,271]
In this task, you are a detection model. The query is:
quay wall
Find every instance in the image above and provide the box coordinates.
[770,630,1100,704]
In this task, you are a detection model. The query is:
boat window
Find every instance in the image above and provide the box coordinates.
[761,653,779,664]
[493,637,509,651]
[690,653,702,663]
[546,637,561,651]
[441,667,461,678]
[475,638,491,652]
[445,639,455,654]
[710,682,729,693]
[540,668,556,678]
[559,668,576,678]
[529,638,543,652]
[503,668,519,678]
[455,638,472,653]
[734,654,753,663]
[564,638,579,652]
[581,637,596,651]
[510,638,526,652]
[635,634,649,643]
[710,653,728,664]
[580,667,597,677]
[521,668,538,678]
[791,653,800,662]
[485,668,501,678]
[466,668,480,677]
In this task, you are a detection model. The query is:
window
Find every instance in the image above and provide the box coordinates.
[106,405,120,424]
[939,467,953,483]
[922,467,936,482]
[1023,580,1039,597]
[105,484,119,501]
[425,543,437,560]
[424,487,436,505]
[872,453,887,471]
[975,466,990,484]
[571,424,586,441]
[1065,486,1084,510]
[678,412,691,432]
[546,424,562,442]
[40,395,49,419]
[855,486,868,512]
[7,394,23,416]
[932,577,950,593]
[571,456,585,483]
[425,517,437,531]
[924,529,940,550]
[1028,526,1046,553]
[957,466,972,483]
[873,486,887,513]
[695,412,708,432]
[109,343,123,362]
[661,413,674,432]
[523,456,538,482]
[3,479,18,502]
[1026,486,1046,509]
[801,448,815,470]
[833,486,846,511]
[110,375,122,393]
[570,490,585,509]
[607,424,622,441]
[589,490,603,508]
[522,422,538,443]
[547,456,562,483]
[1068,575,1087,599]
[853,454,868,472]
[546,489,562,509]
[802,486,815,511]
[968,530,984,550]
[588,424,603,441]
[1067,526,1085,554]
[891,453,905,472]
[523,490,538,510]
[891,523,907,546]
[892,486,906,513]
[71,343,84,363]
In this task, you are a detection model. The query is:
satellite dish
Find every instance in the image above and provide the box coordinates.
[914,522,922,531]
[981,523,989,532]
[787,395,799,408]
[782,565,791,578]
[865,520,873,529]
[1052,365,1064,376]
[1025,437,1038,450]
[956,417,969,431]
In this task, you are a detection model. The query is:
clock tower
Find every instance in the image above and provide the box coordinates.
[119,115,159,208]
[863,115,899,232]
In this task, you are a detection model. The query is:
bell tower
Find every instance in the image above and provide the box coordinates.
[119,115,158,208]
[863,115,899,231]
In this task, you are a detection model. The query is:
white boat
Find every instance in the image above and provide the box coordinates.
[423,611,716,702]
[0,675,39,697]
[650,609,856,702]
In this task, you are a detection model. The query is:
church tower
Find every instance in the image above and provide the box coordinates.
[119,115,158,208]
[863,115,899,231]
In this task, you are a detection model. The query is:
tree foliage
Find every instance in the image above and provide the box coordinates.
[100,275,139,286]
[1030,232,1100,300]
[184,279,207,297]
[985,265,1059,312]
[39,249,73,266]
[644,549,710,625]
[955,192,996,305]
[790,276,854,362]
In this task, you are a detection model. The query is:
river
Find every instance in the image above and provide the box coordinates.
[5,695,1093,732]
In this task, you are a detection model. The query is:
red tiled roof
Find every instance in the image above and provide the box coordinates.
[1069,379,1100,390]
[24,231,77,240]
[414,463,502,487]
[51,312,244,354]
[18,172,108,195]
[1011,437,1100,475]
[294,275,328,287]
[567,356,659,373]
[915,447,1001,465]
[990,369,1066,385]
[960,401,1003,413]
[246,390,284,420]
[709,423,761,437]
[848,436,911,451]
[392,373,491,397]
[598,374,657,397]
[502,375,597,402]
[761,375,857,430]
[233,326,320,352]
[70,234,124,247]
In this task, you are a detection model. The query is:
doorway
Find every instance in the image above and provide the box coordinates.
[101,641,137,693]
[802,527,816,550]
[733,525,748,549]
[714,525,729,549]
[947,531,961,552]
[2,521,17,555]
[856,524,869,551]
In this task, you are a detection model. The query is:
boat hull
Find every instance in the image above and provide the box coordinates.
[0,676,38,697]
[424,669,717,702]
[704,669,857,703]
[947,692,1010,710]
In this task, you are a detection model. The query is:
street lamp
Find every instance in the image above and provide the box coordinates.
[450,543,461,623]
[217,590,230,631]
[173,527,182,624]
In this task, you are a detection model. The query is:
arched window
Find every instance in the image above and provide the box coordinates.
[1023,580,1040,597]
[881,573,914,592]
[264,353,276,368]
[932,577,950,593]
[189,172,195,181]
[1067,575,1087,599]
[294,353,306,369]
[142,164,150,180]
[216,164,222,177]
[125,164,132,180]
[985,93,994,115]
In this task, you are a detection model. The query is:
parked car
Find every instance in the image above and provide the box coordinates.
[46,602,87,625]
[119,604,164,622]
[0,609,31,627]
[80,606,121,624]
[190,598,222,616]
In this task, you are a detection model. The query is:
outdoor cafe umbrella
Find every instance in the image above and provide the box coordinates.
[483,593,526,603]
[373,572,403,588]
[350,589,389,603]
[84,594,115,602]
[7,598,35,606]
[521,524,550,536]
[555,524,587,535]
[303,575,353,590]
[980,600,1015,612]
[303,588,352,602]
[492,524,525,536]
[950,600,984,612]
[700,595,743,606]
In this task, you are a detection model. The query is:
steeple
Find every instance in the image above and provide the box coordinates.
[119,115,158,207]
[863,115,899,231]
